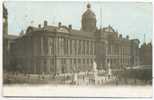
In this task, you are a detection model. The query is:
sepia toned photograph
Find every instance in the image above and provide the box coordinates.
[2,0,153,98]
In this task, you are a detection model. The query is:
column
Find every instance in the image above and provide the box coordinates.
[79,40,82,56]
[87,40,89,55]
[76,40,78,56]
[68,59,70,73]
[77,58,79,72]
[56,37,59,56]
[92,41,95,55]
[68,39,70,56]
[80,58,83,72]
[84,40,87,55]
[70,39,72,55]
[74,40,76,55]
[66,39,68,56]
[70,58,73,72]
[60,37,62,56]
[72,40,74,55]
[79,40,81,55]
[41,37,44,56]
[90,41,92,55]
[83,40,85,55]
[81,40,83,56]
[49,38,51,56]
[88,40,91,56]
[59,37,62,56]
[63,38,65,56]
[61,37,64,56]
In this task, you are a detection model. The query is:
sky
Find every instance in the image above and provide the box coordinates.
[5,1,153,44]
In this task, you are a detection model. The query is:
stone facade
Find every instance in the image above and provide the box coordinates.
[3,3,8,69]
[130,39,140,66]
[140,42,152,65]
[9,3,141,74]
[95,26,137,70]
[3,4,18,71]
[11,23,96,74]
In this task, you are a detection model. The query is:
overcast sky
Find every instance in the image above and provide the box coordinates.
[5,1,152,43]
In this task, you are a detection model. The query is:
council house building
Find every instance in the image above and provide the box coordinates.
[9,3,140,75]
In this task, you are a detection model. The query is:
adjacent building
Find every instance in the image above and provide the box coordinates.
[140,42,152,65]
[130,39,140,66]
[3,4,18,71]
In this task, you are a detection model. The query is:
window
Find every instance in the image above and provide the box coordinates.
[74,59,76,64]
[87,59,89,64]
[78,59,81,64]
[83,59,85,64]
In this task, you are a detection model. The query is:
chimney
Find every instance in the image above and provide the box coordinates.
[38,24,41,28]
[58,22,61,27]
[44,20,48,27]
[20,30,24,36]
[119,34,122,39]
[68,24,72,30]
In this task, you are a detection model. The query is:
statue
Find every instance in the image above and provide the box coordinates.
[73,73,78,85]
[93,61,97,72]
[108,61,112,76]
[93,61,98,84]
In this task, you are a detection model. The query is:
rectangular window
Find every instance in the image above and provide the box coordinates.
[83,59,85,64]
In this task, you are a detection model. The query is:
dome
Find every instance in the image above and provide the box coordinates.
[81,3,97,32]
[82,4,96,19]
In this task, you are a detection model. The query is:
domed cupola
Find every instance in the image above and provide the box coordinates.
[81,3,97,32]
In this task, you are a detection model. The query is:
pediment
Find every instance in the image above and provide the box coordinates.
[56,26,70,33]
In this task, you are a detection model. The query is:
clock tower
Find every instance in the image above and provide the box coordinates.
[81,3,97,32]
